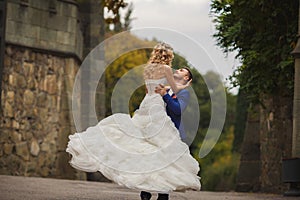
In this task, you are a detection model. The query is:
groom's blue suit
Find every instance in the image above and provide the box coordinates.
[162,88,190,142]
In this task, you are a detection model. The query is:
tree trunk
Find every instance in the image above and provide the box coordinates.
[260,92,293,193]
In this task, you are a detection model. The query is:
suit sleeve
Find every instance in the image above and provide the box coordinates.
[162,90,190,116]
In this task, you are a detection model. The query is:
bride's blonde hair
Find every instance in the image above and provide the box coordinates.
[148,42,174,66]
[144,42,174,79]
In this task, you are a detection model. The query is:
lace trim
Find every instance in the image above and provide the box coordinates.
[144,63,165,79]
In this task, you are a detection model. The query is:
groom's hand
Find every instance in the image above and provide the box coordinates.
[155,84,167,96]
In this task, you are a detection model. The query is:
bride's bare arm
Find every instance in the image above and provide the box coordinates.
[164,65,189,94]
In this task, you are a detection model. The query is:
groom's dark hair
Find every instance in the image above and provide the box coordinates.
[183,67,193,81]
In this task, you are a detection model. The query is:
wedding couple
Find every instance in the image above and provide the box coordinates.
[66,42,201,200]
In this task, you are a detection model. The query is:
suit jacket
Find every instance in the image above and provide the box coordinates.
[162,89,190,142]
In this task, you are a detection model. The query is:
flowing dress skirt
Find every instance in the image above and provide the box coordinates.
[66,93,201,193]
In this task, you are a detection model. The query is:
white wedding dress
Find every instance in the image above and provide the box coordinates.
[66,78,201,193]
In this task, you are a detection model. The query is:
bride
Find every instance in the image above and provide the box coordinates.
[66,42,201,195]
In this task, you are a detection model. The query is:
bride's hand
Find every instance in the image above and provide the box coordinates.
[186,79,192,87]
[177,79,192,91]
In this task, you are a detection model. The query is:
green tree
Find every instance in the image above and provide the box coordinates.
[211,0,297,101]
[210,0,298,192]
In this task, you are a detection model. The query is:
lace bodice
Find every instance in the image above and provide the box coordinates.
[145,78,167,95]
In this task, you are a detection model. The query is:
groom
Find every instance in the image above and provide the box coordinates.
[140,67,193,200]
[156,67,193,143]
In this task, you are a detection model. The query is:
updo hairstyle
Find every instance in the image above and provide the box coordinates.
[148,42,174,66]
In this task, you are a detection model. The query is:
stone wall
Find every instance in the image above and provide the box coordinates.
[0,44,85,179]
[0,0,107,180]
[0,0,86,179]
[5,0,83,59]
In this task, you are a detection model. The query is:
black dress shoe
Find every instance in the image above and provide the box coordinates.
[157,193,169,200]
[140,191,152,200]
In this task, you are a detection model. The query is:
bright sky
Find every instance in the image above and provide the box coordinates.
[125,0,240,94]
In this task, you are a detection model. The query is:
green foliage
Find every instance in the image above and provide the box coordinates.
[172,53,189,69]
[202,152,240,191]
[194,126,240,191]
[211,0,298,102]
